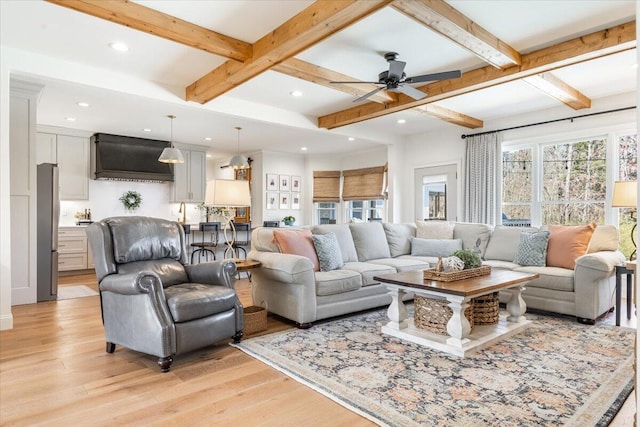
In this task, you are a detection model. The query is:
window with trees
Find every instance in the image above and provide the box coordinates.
[346,200,384,222]
[617,133,637,256]
[317,202,338,224]
[502,147,532,226]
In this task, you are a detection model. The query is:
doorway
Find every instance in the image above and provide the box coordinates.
[414,164,458,221]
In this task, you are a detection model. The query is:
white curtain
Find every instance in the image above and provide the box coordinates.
[464,132,502,225]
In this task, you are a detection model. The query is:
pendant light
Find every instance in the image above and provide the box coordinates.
[158,115,184,163]
[229,126,249,170]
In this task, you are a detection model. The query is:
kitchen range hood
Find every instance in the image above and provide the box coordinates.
[91,133,174,182]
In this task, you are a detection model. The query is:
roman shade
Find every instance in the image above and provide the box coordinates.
[313,171,341,203]
[342,166,385,201]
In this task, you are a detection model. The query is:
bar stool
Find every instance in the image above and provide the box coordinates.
[230,222,251,259]
[190,222,219,264]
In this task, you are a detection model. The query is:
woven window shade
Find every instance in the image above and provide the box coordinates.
[342,166,385,201]
[313,171,341,203]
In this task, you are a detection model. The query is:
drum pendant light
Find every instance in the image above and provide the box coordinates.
[158,115,184,163]
[229,126,249,170]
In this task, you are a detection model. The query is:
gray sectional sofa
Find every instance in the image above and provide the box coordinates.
[248,222,625,327]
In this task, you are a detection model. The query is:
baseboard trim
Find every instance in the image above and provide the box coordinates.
[0,313,14,330]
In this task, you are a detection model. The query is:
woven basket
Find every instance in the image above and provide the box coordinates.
[243,305,267,335]
[414,295,474,335]
[423,265,491,282]
[473,292,500,325]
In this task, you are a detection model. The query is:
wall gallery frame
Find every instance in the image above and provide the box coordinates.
[279,175,290,192]
[291,192,300,210]
[291,175,301,192]
[266,192,278,210]
[279,193,290,210]
[266,174,278,191]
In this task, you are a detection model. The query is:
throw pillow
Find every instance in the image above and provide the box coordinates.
[587,225,619,253]
[410,237,463,257]
[312,232,344,272]
[546,223,597,270]
[513,231,550,266]
[415,220,455,239]
[272,229,320,271]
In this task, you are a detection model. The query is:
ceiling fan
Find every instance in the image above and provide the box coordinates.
[331,52,461,103]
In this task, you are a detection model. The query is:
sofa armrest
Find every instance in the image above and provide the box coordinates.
[248,250,315,283]
[575,250,626,273]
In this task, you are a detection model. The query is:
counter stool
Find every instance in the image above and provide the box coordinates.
[190,222,219,264]
[229,222,251,280]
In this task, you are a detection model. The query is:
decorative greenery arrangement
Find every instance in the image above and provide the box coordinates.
[283,215,295,225]
[119,190,142,211]
[451,249,482,270]
[196,203,226,221]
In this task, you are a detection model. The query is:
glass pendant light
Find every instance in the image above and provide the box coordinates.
[229,126,249,170]
[158,115,184,163]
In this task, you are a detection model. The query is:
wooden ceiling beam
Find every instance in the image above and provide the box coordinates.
[523,72,592,110]
[273,58,395,104]
[46,0,252,62]
[186,0,393,104]
[414,104,483,128]
[391,0,521,69]
[318,20,635,129]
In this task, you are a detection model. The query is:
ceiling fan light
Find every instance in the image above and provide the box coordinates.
[158,147,184,163]
[229,154,249,169]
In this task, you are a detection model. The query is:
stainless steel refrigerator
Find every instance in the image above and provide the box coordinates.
[37,163,59,302]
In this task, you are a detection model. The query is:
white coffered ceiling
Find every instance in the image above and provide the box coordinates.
[0,0,636,161]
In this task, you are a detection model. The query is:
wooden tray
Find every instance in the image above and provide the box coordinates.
[423,265,491,282]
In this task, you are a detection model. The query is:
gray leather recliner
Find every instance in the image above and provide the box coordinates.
[86,216,244,372]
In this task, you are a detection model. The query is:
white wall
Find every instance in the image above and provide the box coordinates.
[0,62,12,329]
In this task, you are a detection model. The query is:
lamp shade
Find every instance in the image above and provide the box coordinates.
[612,180,637,208]
[158,146,184,163]
[229,154,249,170]
[204,179,251,207]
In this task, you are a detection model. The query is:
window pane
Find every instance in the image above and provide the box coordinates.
[541,202,605,225]
[502,205,531,227]
[618,133,637,258]
[502,148,532,203]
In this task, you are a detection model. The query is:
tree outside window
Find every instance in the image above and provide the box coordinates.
[618,133,637,257]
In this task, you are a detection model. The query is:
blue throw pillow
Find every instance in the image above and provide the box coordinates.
[312,232,344,272]
[513,231,550,266]
[410,237,463,257]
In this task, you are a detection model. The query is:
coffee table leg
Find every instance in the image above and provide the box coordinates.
[446,299,471,348]
[385,287,408,330]
[507,284,527,322]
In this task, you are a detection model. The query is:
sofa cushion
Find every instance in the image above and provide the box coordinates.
[368,257,430,272]
[483,260,521,270]
[164,283,237,322]
[312,232,344,272]
[415,220,455,239]
[454,222,492,258]
[484,225,539,262]
[383,223,416,257]
[513,266,574,292]
[513,231,550,267]
[398,255,439,266]
[349,223,391,261]
[587,225,619,253]
[546,223,596,270]
[410,237,463,257]
[342,262,396,286]
[311,224,359,263]
[315,269,362,296]
[273,229,320,271]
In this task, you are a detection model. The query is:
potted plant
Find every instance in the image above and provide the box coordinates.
[283,215,295,226]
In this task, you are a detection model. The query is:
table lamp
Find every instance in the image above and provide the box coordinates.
[204,179,251,259]
[612,180,637,260]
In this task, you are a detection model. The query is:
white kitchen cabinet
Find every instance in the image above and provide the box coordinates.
[172,146,206,203]
[58,227,92,272]
[36,131,90,200]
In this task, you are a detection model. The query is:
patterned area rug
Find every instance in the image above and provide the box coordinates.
[232,308,634,427]
[57,285,98,300]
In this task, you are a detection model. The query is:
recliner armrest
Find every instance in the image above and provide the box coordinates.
[100,271,164,295]
[185,259,237,288]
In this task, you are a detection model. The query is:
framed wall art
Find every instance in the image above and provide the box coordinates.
[291,192,300,210]
[291,175,301,192]
[266,192,278,210]
[279,193,290,210]
[279,175,290,192]
[266,173,278,191]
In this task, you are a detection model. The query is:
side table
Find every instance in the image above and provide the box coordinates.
[615,262,635,326]
[233,259,262,282]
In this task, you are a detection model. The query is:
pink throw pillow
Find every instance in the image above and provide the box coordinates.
[272,229,320,272]
[546,223,596,270]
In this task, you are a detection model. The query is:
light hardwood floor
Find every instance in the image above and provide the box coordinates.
[0,273,635,426]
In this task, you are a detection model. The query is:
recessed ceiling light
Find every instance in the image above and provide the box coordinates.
[206,154,212,158]
[204,137,212,141]
[397,119,407,124]
[109,41,129,52]
[290,90,303,97]
[348,137,355,141]
[76,102,90,108]
[65,117,76,122]
[301,147,308,151]
[143,128,151,132]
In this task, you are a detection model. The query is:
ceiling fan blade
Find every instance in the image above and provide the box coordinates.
[353,86,386,103]
[388,60,406,81]
[330,80,384,84]
[394,84,427,100]
[404,70,462,84]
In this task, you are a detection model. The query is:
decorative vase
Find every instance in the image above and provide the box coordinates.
[284,220,294,226]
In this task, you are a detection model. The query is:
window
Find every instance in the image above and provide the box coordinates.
[346,200,384,222]
[502,147,532,226]
[617,133,637,257]
[317,202,338,224]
